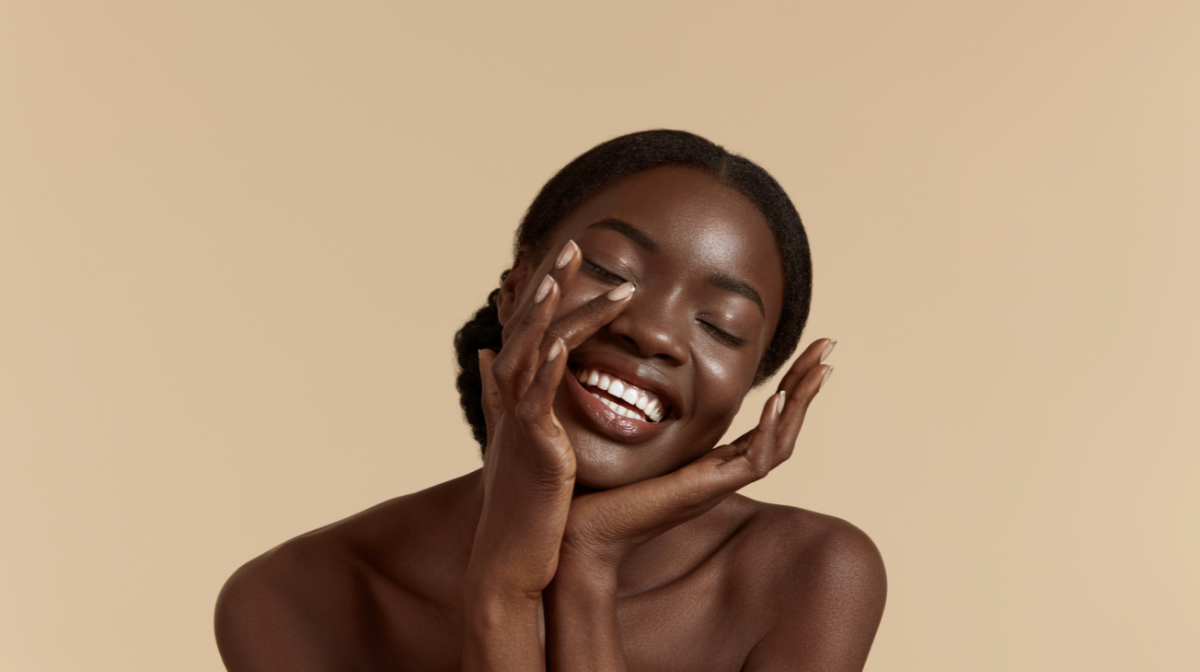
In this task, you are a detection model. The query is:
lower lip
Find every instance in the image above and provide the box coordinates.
[562,372,668,443]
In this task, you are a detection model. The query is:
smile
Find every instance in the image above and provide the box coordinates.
[571,366,667,423]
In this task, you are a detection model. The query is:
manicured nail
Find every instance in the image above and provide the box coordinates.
[555,240,578,269]
[547,338,565,362]
[535,275,555,303]
[820,339,837,364]
[776,390,786,417]
[606,282,635,301]
[819,365,834,390]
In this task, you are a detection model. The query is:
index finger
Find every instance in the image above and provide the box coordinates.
[545,280,636,352]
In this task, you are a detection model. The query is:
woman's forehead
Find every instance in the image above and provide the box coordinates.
[559,167,779,265]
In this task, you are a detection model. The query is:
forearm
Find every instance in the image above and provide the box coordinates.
[544,561,626,672]
[462,586,545,672]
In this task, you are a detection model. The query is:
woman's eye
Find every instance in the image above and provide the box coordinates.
[701,321,745,347]
[583,259,627,284]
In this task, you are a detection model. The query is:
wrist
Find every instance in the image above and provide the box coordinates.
[461,582,544,672]
[464,565,548,608]
[553,548,621,592]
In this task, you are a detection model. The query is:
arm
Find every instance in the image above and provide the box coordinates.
[462,240,634,671]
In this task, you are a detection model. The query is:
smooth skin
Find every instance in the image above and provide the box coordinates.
[215,167,886,672]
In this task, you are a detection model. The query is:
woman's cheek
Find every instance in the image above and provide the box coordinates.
[693,344,761,415]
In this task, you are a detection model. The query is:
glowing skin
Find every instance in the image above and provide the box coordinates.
[500,166,785,489]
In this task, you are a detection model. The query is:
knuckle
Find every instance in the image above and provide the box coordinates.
[492,361,515,385]
[514,400,542,425]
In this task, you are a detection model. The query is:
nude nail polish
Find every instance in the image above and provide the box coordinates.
[555,240,578,269]
[535,275,555,303]
[776,391,786,417]
[820,339,837,364]
[547,338,565,362]
[820,366,834,390]
[606,282,635,301]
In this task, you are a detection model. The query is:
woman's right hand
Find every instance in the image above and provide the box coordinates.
[466,240,636,602]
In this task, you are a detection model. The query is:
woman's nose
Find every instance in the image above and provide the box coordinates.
[604,289,689,365]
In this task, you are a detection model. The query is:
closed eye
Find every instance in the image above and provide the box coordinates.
[582,258,628,284]
[700,321,745,347]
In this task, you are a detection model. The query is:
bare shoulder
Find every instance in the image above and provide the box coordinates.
[214,518,367,671]
[723,496,887,671]
[214,472,479,671]
[731,496,886,592]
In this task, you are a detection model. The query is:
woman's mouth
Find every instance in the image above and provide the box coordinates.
[570,366,667,423]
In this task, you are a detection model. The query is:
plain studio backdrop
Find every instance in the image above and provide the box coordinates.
[2,2,1196,670]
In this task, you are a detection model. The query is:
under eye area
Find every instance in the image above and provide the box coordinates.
[582,258,628,284]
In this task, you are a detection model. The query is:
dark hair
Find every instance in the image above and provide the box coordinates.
[454,130,813,450]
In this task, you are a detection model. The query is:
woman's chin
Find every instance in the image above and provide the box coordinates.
[570,446,638,491]
[568,435,692,491]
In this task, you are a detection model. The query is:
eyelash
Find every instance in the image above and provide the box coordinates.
[585,259,745,348]
[583,258,627,284]
[702,321,745,347]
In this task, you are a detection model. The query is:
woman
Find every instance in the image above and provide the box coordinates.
[215,130,886,671]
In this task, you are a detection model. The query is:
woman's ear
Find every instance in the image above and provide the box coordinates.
[496,247,533,327]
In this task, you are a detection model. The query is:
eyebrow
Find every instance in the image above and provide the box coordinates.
[709,273,765,316]
[586,218,659,253]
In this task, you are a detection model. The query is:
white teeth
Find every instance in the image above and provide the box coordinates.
[644,399,662,422]
[575,366,666,423]
[590,392,647,422]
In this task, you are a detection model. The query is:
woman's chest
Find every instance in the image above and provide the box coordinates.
[359,556,769,672]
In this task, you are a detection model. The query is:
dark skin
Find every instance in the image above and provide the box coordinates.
[215,166,886,671]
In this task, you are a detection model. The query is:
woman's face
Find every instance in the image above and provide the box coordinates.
[510,166,785,489]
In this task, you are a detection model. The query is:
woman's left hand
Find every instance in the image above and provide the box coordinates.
[559,338,836,572]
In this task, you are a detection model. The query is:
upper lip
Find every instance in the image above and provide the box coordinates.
[566,350,682,421]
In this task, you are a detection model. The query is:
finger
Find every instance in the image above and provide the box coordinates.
[515,337,569,442]
[774,361,834,464]
[493,272,562,402]
[501,240,581,345]
[775,338,835,395]
[696,389,785,484]
[544,281,635,352]
[478,349,502,448]
[745,390,787,474]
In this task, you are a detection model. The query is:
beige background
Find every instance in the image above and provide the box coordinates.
[2,1,1197,670]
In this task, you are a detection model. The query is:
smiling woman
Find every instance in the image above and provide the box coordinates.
[214,130,886,672]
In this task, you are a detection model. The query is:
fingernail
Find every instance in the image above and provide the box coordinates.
[535,275,555,303]
[819,365,834,390]
[606,282,635,301]
[776,390,786,417]
[555,240,578,269]
[547,338,565,362]
[820,339,837,364]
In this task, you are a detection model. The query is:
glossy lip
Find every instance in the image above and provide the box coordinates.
[563,373,670,443]
[559,353,681,444]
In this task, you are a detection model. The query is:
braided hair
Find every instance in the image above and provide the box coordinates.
[454,130,813,451]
